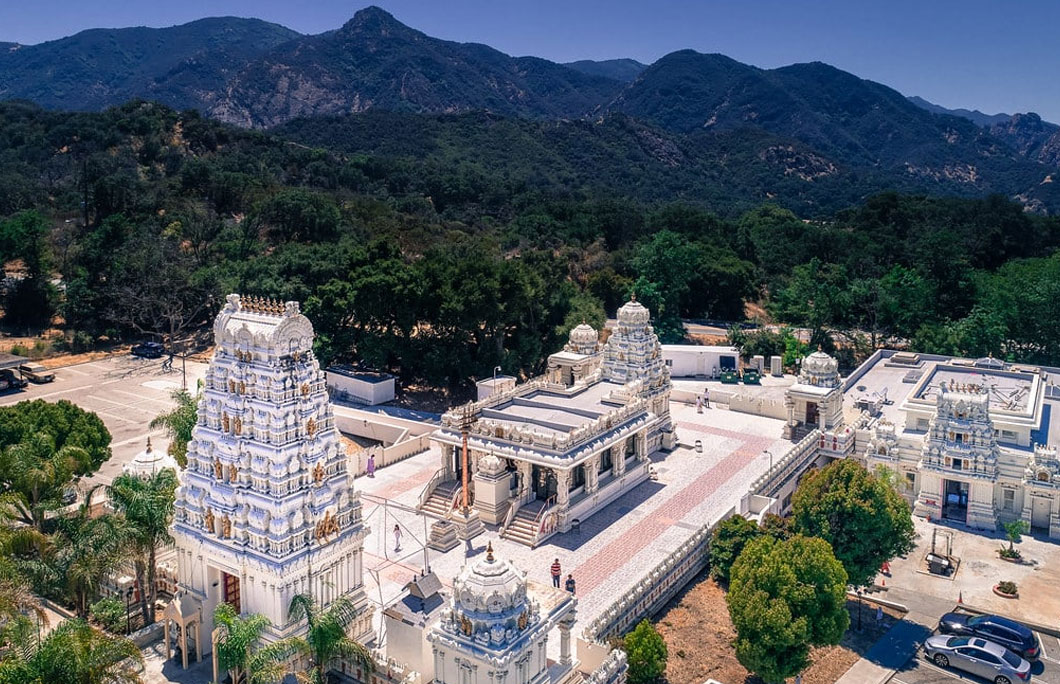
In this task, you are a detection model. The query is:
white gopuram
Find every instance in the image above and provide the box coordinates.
[914,381,1000,530]
[428,542,577,684]
[600,297,674,450]
[169,294,370,653]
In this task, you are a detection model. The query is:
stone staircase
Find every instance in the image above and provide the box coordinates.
[420,480,461,519]
[502,500,547,547]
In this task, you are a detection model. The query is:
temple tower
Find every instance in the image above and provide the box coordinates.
[914,381,1000,530]
[601,297,674,449]
[170,294,370,650]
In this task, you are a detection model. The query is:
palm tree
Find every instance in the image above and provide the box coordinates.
[52,499,130,619]
[213,603,290,684]
[0,432,88,530]
[286,594,372,684]
[107,470,177,626]
[1,618,143,684]
[149,387,200,468]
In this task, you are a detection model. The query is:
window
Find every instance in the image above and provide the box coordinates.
[905,472,916,488]
[976,652,1001,665]
[664,359,673,367]
[1003,489,1015,512]
[952,458,963,471]
[917,418,929,430]
[1001,430,1017,441]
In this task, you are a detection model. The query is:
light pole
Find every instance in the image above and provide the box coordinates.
[125,586,134,635]
[493,365,502,387]
[764,450,773,474]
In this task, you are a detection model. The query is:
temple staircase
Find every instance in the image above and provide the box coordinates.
[502,500,547,547]
[420,480,461,519]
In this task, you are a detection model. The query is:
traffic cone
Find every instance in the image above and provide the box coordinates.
[881,578,886,587]
[958,591,963,604]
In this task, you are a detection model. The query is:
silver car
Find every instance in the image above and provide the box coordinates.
[924,634,1031,683]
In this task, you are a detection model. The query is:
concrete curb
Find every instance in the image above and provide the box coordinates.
[848,592,910,614]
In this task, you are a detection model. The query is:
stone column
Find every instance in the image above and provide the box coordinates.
[517,461,532,503]
[559,616,575,666]
[586,455,599,493]
[556,468,571,507]
[636,432,648,461]
[614,447,625,476]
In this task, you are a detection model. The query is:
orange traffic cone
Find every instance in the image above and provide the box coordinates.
[881,578,886,587]
[958,591,963,604]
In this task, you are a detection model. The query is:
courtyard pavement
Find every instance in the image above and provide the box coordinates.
[353,401,791,658]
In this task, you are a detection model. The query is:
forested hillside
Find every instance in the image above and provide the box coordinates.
[1,100,1059,387]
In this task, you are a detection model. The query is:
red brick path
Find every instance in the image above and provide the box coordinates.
[574,424,772,596]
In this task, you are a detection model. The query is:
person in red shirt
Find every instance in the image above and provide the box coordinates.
[550,558,561,588]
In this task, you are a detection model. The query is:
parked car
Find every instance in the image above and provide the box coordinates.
[0,368,27,392]
[939,612,1040,660]
[19,362,55,383]
[131,341,165,359]
[924,635,1030,683]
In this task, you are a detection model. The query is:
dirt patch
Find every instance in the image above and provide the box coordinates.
[654,571,905,684]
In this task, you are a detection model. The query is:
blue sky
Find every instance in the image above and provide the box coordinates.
[3,0,1058,121]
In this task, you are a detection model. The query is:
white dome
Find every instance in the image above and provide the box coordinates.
[799,349,840,388]
[567,323,598,354]
[123,438,179,478]
[616,298,651,327]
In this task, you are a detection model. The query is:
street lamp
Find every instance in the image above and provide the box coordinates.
[764,450,773,473]
[493,365,502,385]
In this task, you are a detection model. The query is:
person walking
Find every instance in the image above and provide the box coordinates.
[366,453,376,478]
[564,574,576,595]
[550,558,562,588]
[393,524,402,552]
[703,387,710,408]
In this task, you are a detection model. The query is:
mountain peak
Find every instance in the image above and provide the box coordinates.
[340,6,411,35]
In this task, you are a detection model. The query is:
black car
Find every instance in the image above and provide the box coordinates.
[939,612,1039,660]
[0,368,27,392]
[131,341,165,359]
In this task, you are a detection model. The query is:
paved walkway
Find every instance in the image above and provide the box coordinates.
[354,402,790,658]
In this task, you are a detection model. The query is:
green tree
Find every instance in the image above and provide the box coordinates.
[0,211,56,329]
[213,603,290,684]
[791,459,915,587]
[727,535,849,683]
[0,431,85,530]
[709,515,760,583]
[148,388,199,468]
[0,618,143,684]
[50,508,130,619]
[286,594,372,684]
[623,619,668,684]
[1002,519,1029,555]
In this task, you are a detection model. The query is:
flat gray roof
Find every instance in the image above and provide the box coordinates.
[478,381,627,436]
[0,353,28,370]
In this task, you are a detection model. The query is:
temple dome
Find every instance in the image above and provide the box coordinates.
[616,298,650,326]
[566,323,598,354]
[799,349,840,388]
[453,543,528,617]
[123,438,179,478]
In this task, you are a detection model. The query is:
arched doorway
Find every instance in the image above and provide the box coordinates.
[532,465,557,502]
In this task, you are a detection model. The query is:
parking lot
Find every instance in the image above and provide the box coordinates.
[890,619,1060,684]
[0,354,208,488]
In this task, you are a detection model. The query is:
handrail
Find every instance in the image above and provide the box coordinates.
[417,468,446,509]
[501,497,521,533]
[448,484,463,514]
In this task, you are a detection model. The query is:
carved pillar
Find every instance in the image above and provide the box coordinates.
[614,447,626,476]
[556,468,571,507]
[586,455,599,493]
[636,432,648,461]
[518,461,533,503]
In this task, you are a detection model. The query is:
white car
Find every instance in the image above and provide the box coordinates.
[924,634,1031,683]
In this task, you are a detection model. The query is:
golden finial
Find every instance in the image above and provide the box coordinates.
[145,436,152,451]
[486,541,494,562]
[630,291,636,302]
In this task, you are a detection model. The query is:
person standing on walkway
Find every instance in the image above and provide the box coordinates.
[393,524,402,552]
[367,453,376,478]
[565,574,576,595]
[550,558,562,588]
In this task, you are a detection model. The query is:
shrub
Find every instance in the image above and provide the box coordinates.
[624,619,668,684]
[9,344,28,356]
[90,596,126,633]
[999,547,1021,559]
[997,581,1018,595]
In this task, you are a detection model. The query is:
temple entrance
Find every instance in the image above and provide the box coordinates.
[943,480,968,522]
[1031,496,1051,530]
[451,446,467,478]
[805,402,819,426]
[532,465,557,502]
[222,571,241,613]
